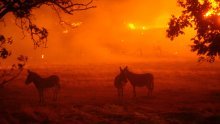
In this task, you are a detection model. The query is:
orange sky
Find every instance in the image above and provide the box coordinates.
[0,0,199,65]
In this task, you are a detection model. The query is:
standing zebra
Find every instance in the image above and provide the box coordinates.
[25,70,61,104]
[122,66,154,97]
[114,67,128,97]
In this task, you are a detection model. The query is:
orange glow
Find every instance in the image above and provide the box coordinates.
[204,10,214,17]
[204,0,220,17]
[142,26,147,30]
[1,0,194,65]
[2,1,220,123]
[63,29,69,34]
[209,0,218,8]
[128,23,136,30]
[41,54,45,59]
[127,23,149,31]
[71,22,82,27]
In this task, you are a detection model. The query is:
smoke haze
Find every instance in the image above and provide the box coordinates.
[0,0,198,65]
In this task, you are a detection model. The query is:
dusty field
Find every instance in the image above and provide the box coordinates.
[1,61,220,124]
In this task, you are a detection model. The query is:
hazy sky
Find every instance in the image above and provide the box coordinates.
[0,0,198,65]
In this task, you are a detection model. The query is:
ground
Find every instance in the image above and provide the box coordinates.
[0,61,220,124]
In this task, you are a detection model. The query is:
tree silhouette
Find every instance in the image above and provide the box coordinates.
[167,0,220,62]
[0,0,95,87]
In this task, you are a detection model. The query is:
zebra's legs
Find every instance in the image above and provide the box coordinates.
[133,86,136,97]
[147,88,153,96]
[121,88,124,97]
[117,87,124,97]
[117,88,120,97]
[150,89,153,96]
[42,90,45,104]
[39,91,41,104]
[38,90,44,104]
[147,87,150,96]
[53,87,57,101]
[147,89,150,96]
[54,86,60,101]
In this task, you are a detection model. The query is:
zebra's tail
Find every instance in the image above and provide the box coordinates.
[150,77,154,92]
[56,82,61,90]
[56,77,61,90]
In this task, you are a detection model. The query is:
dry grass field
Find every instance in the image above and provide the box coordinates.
[1,61,220,124]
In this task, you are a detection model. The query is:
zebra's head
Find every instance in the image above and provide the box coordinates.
[119,66,128,83]
[25,70,34,85]
[123,66,129,74]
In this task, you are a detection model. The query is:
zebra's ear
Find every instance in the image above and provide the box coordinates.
[125,66,128,70]
[120,67,123,71]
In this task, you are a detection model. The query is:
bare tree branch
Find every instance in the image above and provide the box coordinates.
[0,0,95,88]
[0,55,28,88]
[0,0,95,48]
